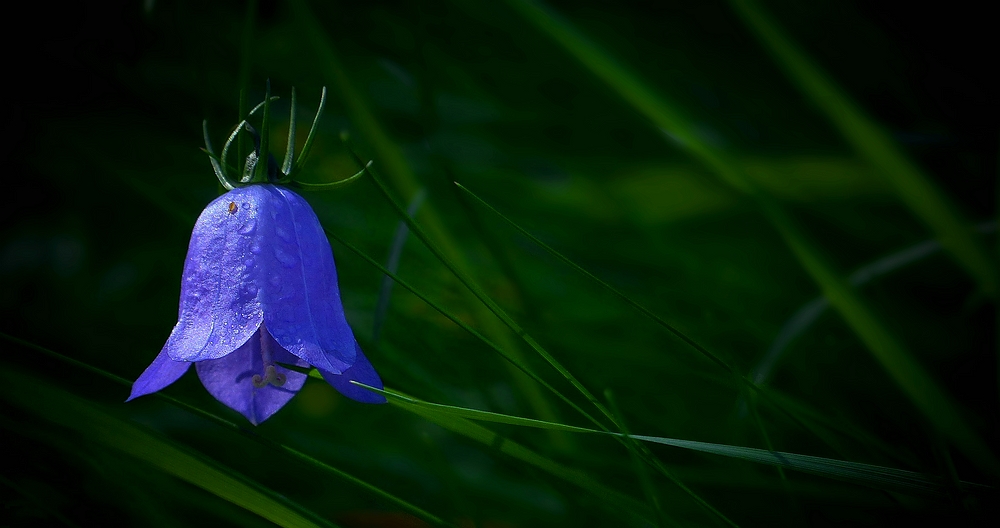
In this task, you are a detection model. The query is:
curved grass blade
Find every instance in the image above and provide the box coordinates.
[373,188,427,344]
[354,154,619,430]
[358,383,990,497]
[323,230,600,426]
[1,368,337,528]
[0,332,454,528]
[729,0,997,298]
[372,386,655,524]
[455,181,919,474]
[503,0,1000,475]
[455,182,739,378]
[289,0,566,434]
[754,221,997,385]
[325,230,739,526]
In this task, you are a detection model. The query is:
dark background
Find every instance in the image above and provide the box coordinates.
[2,1,997,526]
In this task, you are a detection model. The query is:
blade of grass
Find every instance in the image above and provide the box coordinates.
[456,180,929,473]
[729,0,997,298]
[456,182,739,378]
[373,188,427,344]
[288,0,565,433]
[754,222,996,385]
[503,0,1000,474]
[0,332,454,528]
[360,383,990,497]
[384,389,655,524]
[605,389,668,527]
[325,231,738,527]
[1,368,337,528]
[355,156,620,431]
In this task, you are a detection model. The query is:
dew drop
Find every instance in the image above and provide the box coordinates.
[275,226,293,242]
[273,246,298,267]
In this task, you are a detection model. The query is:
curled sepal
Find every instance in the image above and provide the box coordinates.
[290,161,371,191]
[217,95,280,184]
[288,86,327,178]
[126,349,192,401]
[196,325,308,425]
[203,120,234,190]
[280,87,297,176]
[320,341,386,404]
[251,79,273,184]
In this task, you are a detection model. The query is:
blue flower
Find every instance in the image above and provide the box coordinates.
[128,158,385,424]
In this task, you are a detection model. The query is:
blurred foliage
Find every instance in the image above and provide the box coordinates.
[2,0,998,526]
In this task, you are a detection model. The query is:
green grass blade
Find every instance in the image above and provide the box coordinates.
[729,0,997,297]
[456,182,738,377]
[373,188,427,344]
[289,0,565,430]
[323,230,602,428]
[360,383,987,497]
[383,389,655,524]
[504,0,1000,474]
[355,157,620,430]
[341,166,737,526]
[1,369,337,528]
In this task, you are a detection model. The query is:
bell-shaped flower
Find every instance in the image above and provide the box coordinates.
[128,87,385,424]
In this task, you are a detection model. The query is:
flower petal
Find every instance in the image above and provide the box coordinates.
[126,348,191,401]
[195,326,307,425]
[164,187,265,362]
[320,341,386,404]
[256,185,356,374]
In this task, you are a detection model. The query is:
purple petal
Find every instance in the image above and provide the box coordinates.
[320,341,386,404]
[255,185,356,374]
[127,348,191,401]
[195,325,307,425]
[163,187,265,362]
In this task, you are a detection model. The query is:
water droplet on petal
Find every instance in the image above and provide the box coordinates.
[273,246,298,267]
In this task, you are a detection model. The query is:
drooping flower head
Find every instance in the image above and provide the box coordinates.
[128,86,384,424]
